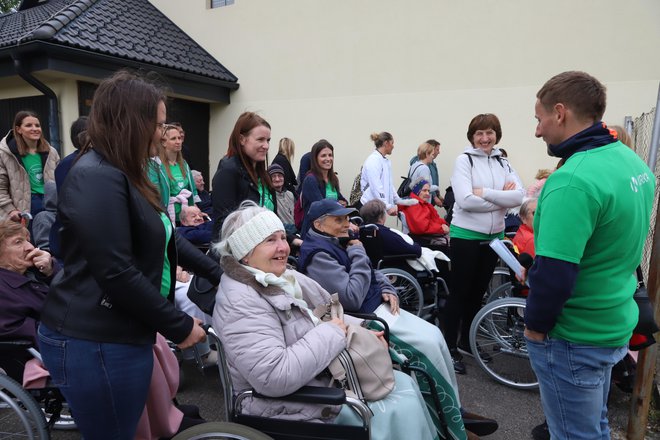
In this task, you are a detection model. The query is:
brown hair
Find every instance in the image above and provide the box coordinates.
[467,114,502,145]
[13,110,49,155]
[370,132,393,149]
[82,70,164,211]
[278,137,295,161]
[227,112,272,188]
[309,139,340,191]
[536,71,606,122]
[159,125,187,180]
[0,220,29,252]
[425,139,440,148]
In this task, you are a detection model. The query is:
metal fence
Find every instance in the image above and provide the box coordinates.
[631,107,659,279]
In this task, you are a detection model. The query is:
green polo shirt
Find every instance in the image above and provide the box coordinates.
[535,141,655,346]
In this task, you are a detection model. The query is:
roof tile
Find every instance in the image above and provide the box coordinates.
[0,0,237,83]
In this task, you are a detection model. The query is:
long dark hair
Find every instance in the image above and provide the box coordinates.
[309,139,339,191]
[13,110,49,155]
[226,112,272,188]
[82,70,164,211]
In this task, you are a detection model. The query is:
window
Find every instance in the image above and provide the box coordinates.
[209,0,234,8]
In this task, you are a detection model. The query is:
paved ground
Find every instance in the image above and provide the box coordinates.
[50,351,660,440]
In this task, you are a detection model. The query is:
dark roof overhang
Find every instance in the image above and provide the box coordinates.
[0,40,238,103]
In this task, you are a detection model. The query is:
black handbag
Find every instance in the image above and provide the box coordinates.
[633,267,659,335]
[186,275,218,316]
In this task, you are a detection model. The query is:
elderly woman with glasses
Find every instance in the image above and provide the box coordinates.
[298,199,498,439]
[0,220,57,381]
[399,178,450,239]
[212,200,439,440]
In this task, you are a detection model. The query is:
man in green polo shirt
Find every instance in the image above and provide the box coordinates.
[525,71,655,439]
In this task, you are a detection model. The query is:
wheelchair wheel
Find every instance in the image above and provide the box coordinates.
[172,421,274,440]
[0,373,49,439]
[486,282,513,303]
[380,268,423,316]
[469,298,538,390]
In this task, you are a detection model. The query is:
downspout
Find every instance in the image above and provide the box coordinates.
[11,55,61,154]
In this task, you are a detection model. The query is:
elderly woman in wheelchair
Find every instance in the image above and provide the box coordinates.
[298,199,498,439]
[0,219,206,439]
[212,201,442,440]
[0,219,56,382]
[397,178,450,250]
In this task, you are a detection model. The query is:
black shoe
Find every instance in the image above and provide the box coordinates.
[449,348,466,375]
[458,343,492,363]
[461,410,498,436]
[176,404,201,420]
[531,421,550,440]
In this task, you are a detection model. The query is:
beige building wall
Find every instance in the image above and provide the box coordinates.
[153,0,660,192]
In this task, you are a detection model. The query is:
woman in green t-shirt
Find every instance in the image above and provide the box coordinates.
[157,125,197,223]
[300,139,347,237]
[0,110,60,223]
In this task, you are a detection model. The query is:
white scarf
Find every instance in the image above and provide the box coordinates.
[243,266,320,325]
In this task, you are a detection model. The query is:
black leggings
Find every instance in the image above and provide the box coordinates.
[444,237,499,349]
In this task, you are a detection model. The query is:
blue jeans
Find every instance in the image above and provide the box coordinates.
[526,335,626,440]
[38,324,153,440]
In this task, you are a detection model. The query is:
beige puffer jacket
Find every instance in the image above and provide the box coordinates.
[213,257,347,422]
[0,132,59,220]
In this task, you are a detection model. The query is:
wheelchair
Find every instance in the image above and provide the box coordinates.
[175,314,453,440]
[0,340,76,440]
[482,234,519,305]
[358,224,448,321]
[174,326,373,440]
[468,292,537,390]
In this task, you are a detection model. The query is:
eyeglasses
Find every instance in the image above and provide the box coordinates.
[157,122,167,131]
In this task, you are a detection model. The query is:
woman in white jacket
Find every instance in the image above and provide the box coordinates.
[212,201,439,440]
[444,114,524,374]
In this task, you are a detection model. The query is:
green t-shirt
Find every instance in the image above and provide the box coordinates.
[325,182,339,200]
[168,164,187,220]
[159,212,173,298]
[449,224,504,241]
[21,153,44,195]
[258,179,275,212]
[534,141,655,346]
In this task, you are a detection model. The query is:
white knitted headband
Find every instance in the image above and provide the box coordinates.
[226,210,285,260]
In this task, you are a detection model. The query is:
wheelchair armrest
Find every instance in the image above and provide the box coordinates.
[0,339,32,350]
[252,386,346,405]
[380,254,419,262]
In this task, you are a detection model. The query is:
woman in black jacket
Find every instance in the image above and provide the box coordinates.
[211,112,277,241]
[38,71,220,440]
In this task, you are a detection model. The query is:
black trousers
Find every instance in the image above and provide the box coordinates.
[444,237,499,349]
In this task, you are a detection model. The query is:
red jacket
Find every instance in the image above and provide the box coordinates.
[399,193,448,235]
[512,223,535,257]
